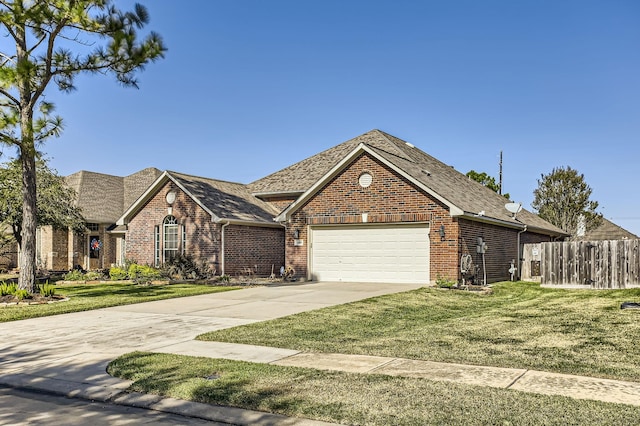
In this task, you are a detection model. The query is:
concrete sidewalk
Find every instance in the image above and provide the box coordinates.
[1,281,639,425]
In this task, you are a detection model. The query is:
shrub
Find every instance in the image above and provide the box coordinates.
[162,254,213,280]
[128,263,162,284]
[84,271,104,281]
[38,282,56,297]
[64,269,85,281]
[0,281,17,296]
[15,289,31,300]
[435,276,457,289]
[218,274,231,283]
[109,266,128,281]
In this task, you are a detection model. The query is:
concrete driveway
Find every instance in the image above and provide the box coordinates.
[0,281,423,404]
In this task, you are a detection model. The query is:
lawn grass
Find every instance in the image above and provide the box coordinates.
[198,281,640,381]
[108,351,640,426]
[0,282,239,323]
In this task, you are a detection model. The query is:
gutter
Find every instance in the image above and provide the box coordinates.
[220,221,230,276]
[517,225,528,280]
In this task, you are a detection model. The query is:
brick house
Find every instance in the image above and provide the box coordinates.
[35,167,162,271]
[249,130,567,284]
[116,171,284,276]
[34,129,566,285]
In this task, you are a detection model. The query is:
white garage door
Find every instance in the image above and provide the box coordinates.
[310,224,430,284]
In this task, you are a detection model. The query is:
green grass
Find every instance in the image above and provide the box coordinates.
[198,281,640,381]
[0,282,239,323]
[108,351,640,426]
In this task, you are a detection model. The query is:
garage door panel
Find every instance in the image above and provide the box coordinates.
[311,224,430,284]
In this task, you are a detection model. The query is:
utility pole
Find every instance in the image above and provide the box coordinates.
[499,150,503,195]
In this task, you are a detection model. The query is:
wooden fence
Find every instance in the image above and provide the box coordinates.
[524,240,640,289]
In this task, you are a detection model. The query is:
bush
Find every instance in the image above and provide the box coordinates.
[162,254,213,280]
[109,266,128,281]
[128,263,162,284]
[15,289,31,300]
[0,281,17,296]
[435,276,457,289]
[84,271,105,281]
[218,274,231,283]
[64,269,85,281]
[38,281,56,297]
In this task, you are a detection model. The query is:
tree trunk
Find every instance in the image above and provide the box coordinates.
[18,146,38,293]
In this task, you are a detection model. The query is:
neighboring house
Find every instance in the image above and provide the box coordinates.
[36,167,162,271]
[249,129,567,284]
[0,225,18,271]
[575,217,639,241]
[116,171,284,276]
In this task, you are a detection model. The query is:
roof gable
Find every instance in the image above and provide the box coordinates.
[118,171,281,226]
[65,168,161,224]
[264,129,566,236]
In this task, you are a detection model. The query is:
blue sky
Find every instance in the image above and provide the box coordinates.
[19,1,640,234]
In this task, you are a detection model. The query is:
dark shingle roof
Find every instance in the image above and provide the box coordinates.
[65,168,161,224]
[252,129,565,235]
[168,171,280,224]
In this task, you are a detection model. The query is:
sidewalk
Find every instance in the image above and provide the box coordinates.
[153,340,640,407]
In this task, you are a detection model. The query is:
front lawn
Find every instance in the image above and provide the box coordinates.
[108,351,640,426]
[198,281,640,381]
[0,282,238,323]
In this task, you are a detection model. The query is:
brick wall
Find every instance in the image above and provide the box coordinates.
[458,219,519,283]
[287,153,455,281]
[126,181,221,270]
[224,224,285,276]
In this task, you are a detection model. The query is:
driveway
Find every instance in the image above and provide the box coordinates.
[0,281,423,400]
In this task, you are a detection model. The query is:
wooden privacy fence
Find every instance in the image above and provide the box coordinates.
[527,240,640,289]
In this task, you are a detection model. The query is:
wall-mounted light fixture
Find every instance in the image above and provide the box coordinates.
[293,229,300,239]
[439,225,446,241]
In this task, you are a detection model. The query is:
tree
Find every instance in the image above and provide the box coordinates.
[466,170,510,199]
[0,1,165,291]
[0,157,85,248]
[532,166,602,236]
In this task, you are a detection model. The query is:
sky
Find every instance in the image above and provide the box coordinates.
[5,1,640,235]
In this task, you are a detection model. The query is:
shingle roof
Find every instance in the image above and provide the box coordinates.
[65,168,161,224]
[577,218,639,241]
[167,171,281,224]
[253,129,566,235]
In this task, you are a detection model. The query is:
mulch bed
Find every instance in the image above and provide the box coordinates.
[0,294,69,306]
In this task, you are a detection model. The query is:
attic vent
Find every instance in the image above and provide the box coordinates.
[405,142,415,148]
[422,169,431,176]
[359,172,373,188]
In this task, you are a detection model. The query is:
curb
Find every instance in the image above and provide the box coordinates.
[0,373,335,426]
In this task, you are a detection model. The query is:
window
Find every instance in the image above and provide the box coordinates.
[163,215,179,262]
[154,225,161,266]
[87,223,99,232]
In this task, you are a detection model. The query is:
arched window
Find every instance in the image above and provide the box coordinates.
[163,215,179,262]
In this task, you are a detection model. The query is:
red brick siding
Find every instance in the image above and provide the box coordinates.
[287,153,456,282]
[223,225,285,276]
[126,181,221,270]
[259,196,297,212]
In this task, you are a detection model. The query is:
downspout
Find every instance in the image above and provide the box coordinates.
[517,225,527,280]
[220,221,230,276]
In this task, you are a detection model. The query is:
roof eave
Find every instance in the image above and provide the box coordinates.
[213,217,285,228]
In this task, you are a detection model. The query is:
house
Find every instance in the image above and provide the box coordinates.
[575,217,639,241]
[116,171,284,276]
[35,167,162,271]
[117,130,566,284]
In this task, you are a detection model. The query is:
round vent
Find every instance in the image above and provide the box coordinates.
[359,173,373,188]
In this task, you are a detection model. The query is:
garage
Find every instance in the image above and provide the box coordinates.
[309,224,430,284]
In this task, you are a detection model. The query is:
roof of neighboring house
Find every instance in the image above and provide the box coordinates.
[253,129,566,236]
[118,171,281,226]
[577,218,639,241]
[65,168,162,224]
